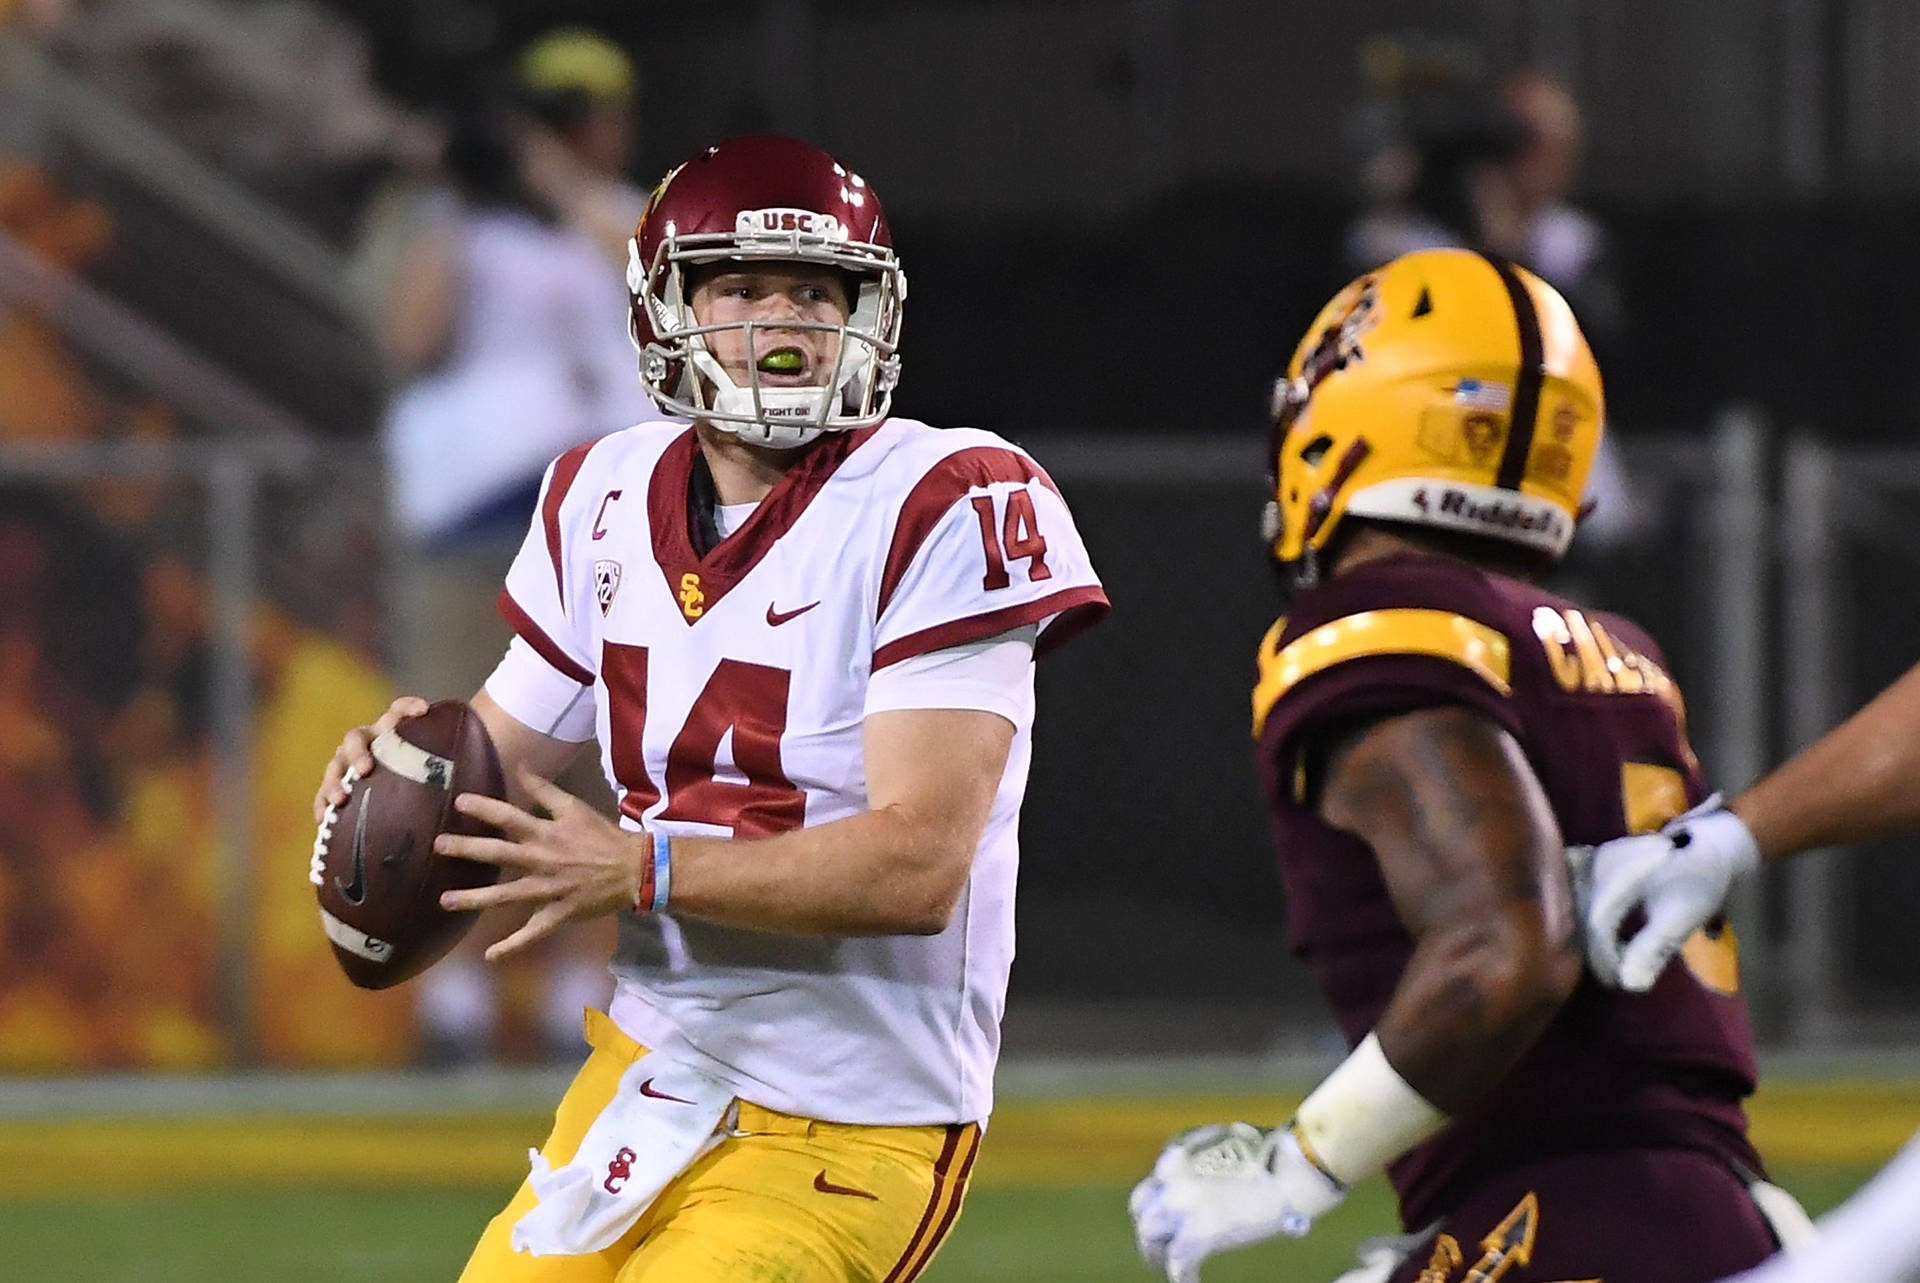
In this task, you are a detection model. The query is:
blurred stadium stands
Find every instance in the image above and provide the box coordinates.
[0,0,1917,1073]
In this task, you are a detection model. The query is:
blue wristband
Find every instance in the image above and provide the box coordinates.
[649,833,671,913]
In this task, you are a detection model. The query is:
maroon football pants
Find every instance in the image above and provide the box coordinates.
[1386,1148,1778,1283]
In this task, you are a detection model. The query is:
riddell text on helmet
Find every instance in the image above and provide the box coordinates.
[1414,487,1570,541]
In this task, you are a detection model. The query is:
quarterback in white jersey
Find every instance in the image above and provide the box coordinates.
[492,411,1103,1126]
[316,136,1105,1282]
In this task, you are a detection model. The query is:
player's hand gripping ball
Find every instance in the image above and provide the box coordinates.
[310,700,506,988]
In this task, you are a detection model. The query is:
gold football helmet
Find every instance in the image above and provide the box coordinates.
[1264,248,1604,587]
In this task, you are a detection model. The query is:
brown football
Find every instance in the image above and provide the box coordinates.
[310,701,505,989]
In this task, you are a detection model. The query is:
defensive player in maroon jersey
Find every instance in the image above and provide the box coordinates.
[1130,248,1811,1283]
[1583,660,1920,1283]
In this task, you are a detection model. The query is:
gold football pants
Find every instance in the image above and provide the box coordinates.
[459,1010,981,1282]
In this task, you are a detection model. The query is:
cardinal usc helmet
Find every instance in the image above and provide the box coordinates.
[1264,248,1604,588]
[627,135,905,448]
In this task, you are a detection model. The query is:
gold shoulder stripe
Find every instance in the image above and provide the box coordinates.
[1252,608,1512,737]
[1250,616,1289,737]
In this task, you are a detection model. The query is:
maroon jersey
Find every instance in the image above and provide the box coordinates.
[1253,551,1760,1231]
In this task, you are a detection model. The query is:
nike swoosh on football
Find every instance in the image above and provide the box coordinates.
[335,786,371,906]
[766,601,821,626]
[637,1078,695,1104]
[812,1171,878,1200]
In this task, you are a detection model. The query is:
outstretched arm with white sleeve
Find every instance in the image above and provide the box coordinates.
[1131,706,1582,1282]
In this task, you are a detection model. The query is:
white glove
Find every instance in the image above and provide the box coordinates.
[1129,1121,1346,1283]
[1584,794,1760,992]
[1329,1229,1433,1283]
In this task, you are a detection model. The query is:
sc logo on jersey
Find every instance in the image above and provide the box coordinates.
[678,572,706,620]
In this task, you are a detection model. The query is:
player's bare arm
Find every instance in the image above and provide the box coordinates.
[310,691,584,824]
[1318,704,1582,1112]
[660,706,1012,935]
[1588,655,1920,990]
[437,705,1014,958]
[1731,656,1920,859]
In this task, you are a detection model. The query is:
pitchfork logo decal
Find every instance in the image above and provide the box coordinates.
[594,560,623,616]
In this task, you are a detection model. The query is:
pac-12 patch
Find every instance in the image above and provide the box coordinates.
[594,559,623,616]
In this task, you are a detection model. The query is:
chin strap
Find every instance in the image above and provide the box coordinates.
[681,333,850,448]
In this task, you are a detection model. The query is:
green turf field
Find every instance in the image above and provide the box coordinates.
[0,1164,1883,1281]
[0,1076,1912,1280]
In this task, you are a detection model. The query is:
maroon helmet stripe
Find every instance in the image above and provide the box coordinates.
[1301,439,1374,544]
[878,447,1067,617]
[542,442,597,611]
[1477,254,1546,492]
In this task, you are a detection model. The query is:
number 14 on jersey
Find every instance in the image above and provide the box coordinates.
[971,489,1051,591]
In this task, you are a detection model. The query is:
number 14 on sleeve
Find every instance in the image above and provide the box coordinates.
[970,489,1052,591]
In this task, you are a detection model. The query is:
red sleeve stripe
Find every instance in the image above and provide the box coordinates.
[497,590,594,685]
[877,446,1067,617]
[542,442,597,611]
[871,584,1109,671]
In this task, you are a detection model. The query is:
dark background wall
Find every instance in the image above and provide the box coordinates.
[197,0,1920,448]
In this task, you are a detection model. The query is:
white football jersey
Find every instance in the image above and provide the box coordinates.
[492,416,1107,1125]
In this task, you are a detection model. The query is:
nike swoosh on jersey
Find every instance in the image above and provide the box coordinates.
[637,1078,694,1104]
[813,1171,879,1200]
[766,601,821,626]
[335,786,371,906]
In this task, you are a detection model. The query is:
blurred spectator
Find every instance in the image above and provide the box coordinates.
[1496,70,1638,552]
[1345,38,1643,553]
[511,26,647,267]
[1499,71,1625,354]
[1343,37,1524,274]
[1344,48,1624,341]
[373,94,647,699]
[359,34,650,1064]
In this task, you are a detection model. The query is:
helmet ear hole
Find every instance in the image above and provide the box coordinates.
[1299,435,1334,467]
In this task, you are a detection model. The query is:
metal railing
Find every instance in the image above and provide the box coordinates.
[0,29,360,326]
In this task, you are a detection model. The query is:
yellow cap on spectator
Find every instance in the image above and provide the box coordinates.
[516,28,636,102]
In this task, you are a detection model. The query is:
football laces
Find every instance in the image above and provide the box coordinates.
[310,766,360,887]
